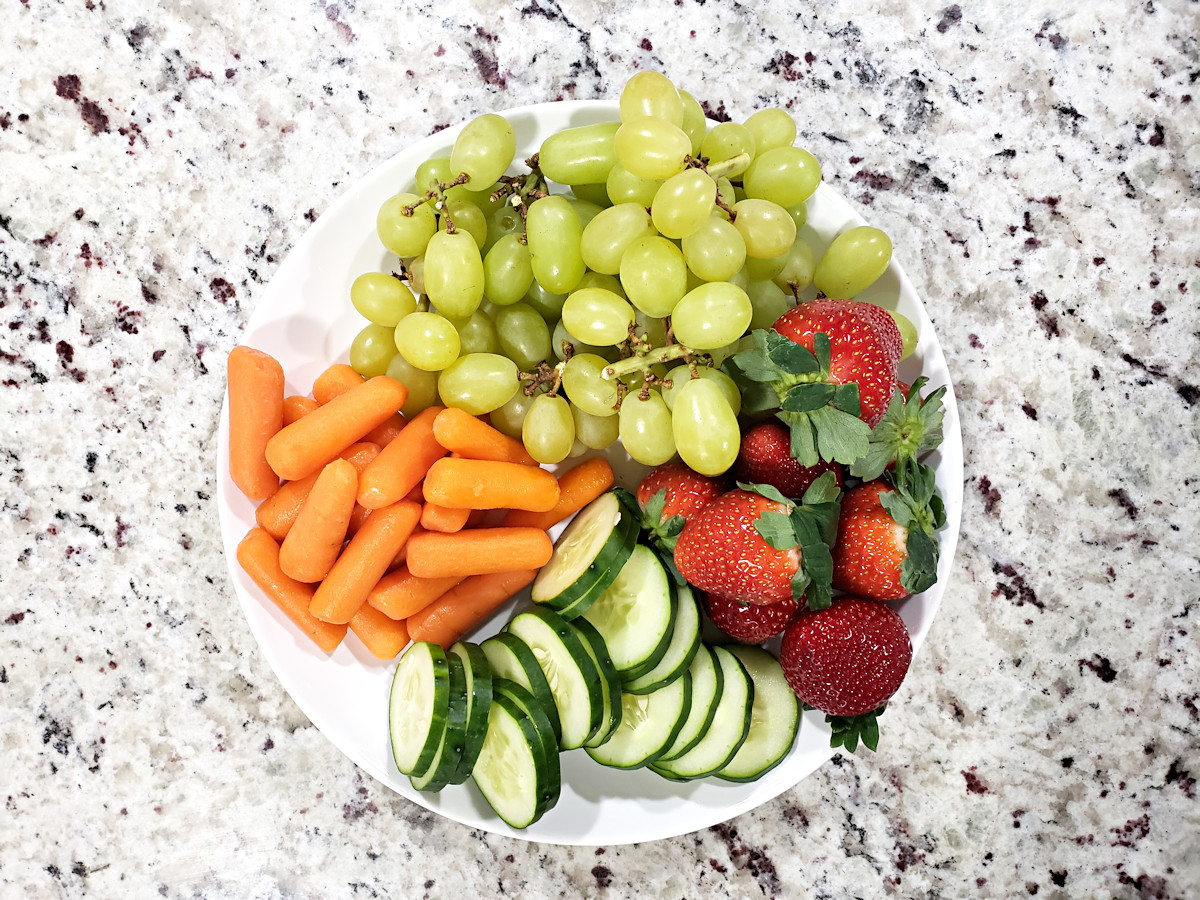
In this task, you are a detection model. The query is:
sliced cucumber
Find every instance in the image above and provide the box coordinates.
[530,491,638,617]
[410,652,470,792]
[490,679,562,815]
[622,582,701,695]
[581,544,676,683]
[650,645,753,781]
[504,607,604,750]
[572,616,624,748]
[480,632,562,746]
[585,674,692,769]
[656,643,724,763]
[472,688,559,829]
[388,641,450,777]
[446,641,493,785]
[716,646,801,783]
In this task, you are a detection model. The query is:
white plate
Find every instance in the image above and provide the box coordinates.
[216,100,963,846]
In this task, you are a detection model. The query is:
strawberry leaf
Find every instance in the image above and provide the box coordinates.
[754,510,798,550]
[631,487,688,554]
[877,464,943,596]
[767,330,822,375]
[800,470,842,506]
[788,484,841,610]
[808,405,872,465]
[737,480,794,507]
[851,376,947,483]
[780,382,837,413]
[783,412,820,467]
[901,526,938,595]
[827,704,887,753]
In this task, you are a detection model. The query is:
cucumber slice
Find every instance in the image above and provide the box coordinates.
[716,646,801,783]
[572,616,624,748]
[490,679,562,816]
[585,674,692,769]
[581,544,676,683]
[656,643,724,763]
[650,645,753,781]
[622,582,702,694]
[504,607,604,750]
[446,641,494,785]
[388,641,450,777]
[480,632,563,746]
[410,652,470,792]
[472,688,559,829]
[530,491,638,617]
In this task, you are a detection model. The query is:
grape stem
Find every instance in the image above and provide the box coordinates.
[602,342,702,381]
[518,359,565,397]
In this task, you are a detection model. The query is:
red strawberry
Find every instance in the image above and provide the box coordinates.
[779,595,912,751]
[703,591,799,644]
[733,420,844,499]
[634,462,728,553]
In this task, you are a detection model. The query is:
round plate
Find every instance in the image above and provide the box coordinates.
[216,100,963,846]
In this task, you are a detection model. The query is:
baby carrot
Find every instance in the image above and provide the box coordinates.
[265,375,408,482]
[422,457,560,512]
[226,345,285,501]
[278,458,359,583]
[312,362,364,405]
[406,569,539,649]
[420,500,471,533]
[356,405,448,510]
[367,566,464,620]
[404,527,553,579]
[348,603,411,660]
[346,502,373,537]
[283,394,319,424]
[309,499,422,624]
[432,407,537,466]
[255,442,380,541]
[502,456,615,530]
[365,414,406,448]
[236,527,347,653]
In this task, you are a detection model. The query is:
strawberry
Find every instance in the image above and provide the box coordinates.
[632,462,728,553]
[673,474,841,608]
[832,465,945,600]
[733,420,844,499]
[779,595,912,751]
[703,591,799,644]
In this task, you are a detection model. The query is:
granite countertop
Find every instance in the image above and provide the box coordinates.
[3,1,1198,897]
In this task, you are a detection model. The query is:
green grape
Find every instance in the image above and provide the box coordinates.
[438,198,488,250]
[538,122,621,185]
[493,302,552,370]
[772,238,816,295]
[405,255,426,295]
[561,352,619,417]
[671,378,740,476]
[743,247,789,282]
[651,169,716,240]
[522,393,575,464]
[351,272,416,326]
[726,264,751,292]
[377,192,438,257]
[581,203,657,274]
[574,270,626,298]
[606,163,662,207]
[437,352,520,415]
[450,113,516,188]
[484,200,525,255]
[565,196,605,231]
[742,146,822,208]
[483,233,534,307]
[414,156,474,205]
[570,182,612,209]
[619,71,684,127]
[680,215,746,282]
[550,318,617,363]
[350,324,398,377]
[490,389,535,438]
[747,279,792,330]
[743,108,797,154]
[386,352,441,418]
[614,117,692,180]
[561,287,635,346]
[888,309,918,360]
[526,194,586,294]
[678,89,707,155]
[714,177,737,219]
[700,122,756,178]
[572,404,619,451]
[394,311,460,371]
[813,226,893,298]
[783,201,808,232]
[632,308,668,349]
[731,198,797,259]
[670,282,753,349]
[619,234,687,317]
[660,365,742,416]
[464,182,505,218]
[522,280,567,320]
[424,229,485,318]
[447,308,499,355]
[617,389,676,466]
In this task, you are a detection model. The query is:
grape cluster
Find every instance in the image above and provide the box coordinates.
[347,72,898,475]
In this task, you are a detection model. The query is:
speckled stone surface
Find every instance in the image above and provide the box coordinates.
[2,1,1198,897]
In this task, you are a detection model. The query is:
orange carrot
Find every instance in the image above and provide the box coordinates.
[365,414,406,448]
[502,456,615,530]
[348,603,411,659]
[356,405,448,510]
[406,569,539,649]
[422,457,560,512]
[346,502,373,537]
[367,566,464,620]
[309,500,422,624]
[255,442,379,541]
[226,345,285,501]
[278,458,359,583]
[312,363,365,405]
[420,501,471,533]
[404,527,553,579]
[265,375,408,482]
[389,524,425,570]
[283,394,319,424]
[432,407,538,466]
[236,527,347,653]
